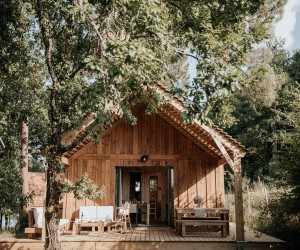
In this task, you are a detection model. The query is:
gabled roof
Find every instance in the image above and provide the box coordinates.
[62,84,246,161]
[154,83,246,160]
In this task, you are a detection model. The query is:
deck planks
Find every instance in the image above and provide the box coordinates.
[54,223,284,245]
[0,223,285,250]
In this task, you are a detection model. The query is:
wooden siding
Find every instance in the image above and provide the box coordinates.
[63,107,225,221]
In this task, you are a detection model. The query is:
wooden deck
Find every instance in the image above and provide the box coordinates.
[0,223,286,250]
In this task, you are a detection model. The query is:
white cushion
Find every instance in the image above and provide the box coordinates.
[59,219,69,226]
[79,206,114,222]
[97,206,114,222]
[32,207,43,228]
[79,206,97,222]
[32,207,69,228]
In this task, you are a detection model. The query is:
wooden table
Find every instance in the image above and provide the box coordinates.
[72,221,104,236]
[175,208,229,237]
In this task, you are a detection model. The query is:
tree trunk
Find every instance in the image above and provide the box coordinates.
[21,119,29,200]
[35,1,64,247]
[20,119,29,229]
[45,120,62,250]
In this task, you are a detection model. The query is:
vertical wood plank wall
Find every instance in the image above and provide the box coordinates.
[63,107,225,221]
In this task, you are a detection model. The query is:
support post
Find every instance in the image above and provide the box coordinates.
[234,159,245,241]
[210,133,245,241]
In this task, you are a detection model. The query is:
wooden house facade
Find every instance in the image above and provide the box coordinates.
[61,85,246,240]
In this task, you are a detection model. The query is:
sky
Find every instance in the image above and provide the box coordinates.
[274,0,300,52]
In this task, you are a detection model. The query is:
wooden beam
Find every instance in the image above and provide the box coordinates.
[72,153,205,160]
[210,134,238,173]
[234,159,245,241]
[61,113,95,147]
[61,156,69,165]
[0,137,5,148]
[218,158,228,166]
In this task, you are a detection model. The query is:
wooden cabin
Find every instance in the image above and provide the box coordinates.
[61,85,246,240]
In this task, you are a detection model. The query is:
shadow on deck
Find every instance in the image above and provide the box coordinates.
[0,222,286,250]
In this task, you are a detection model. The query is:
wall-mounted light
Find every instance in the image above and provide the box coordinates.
[140,155,149,163]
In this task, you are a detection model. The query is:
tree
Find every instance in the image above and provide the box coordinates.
[1,0,287,248]
[254,50,300,249]
[0,0,47,227]
[208,40,300,249]
[276,49,300,209]
[173,0,287,122]
[215,40,289,180]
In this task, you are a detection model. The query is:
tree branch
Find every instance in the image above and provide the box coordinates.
[36,0,58,85]
[178,50,198,60]
[69,63,84,79]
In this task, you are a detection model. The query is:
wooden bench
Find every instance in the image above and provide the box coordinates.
[25,207,70,239]
[24,227,42,239]
[25,223,70,239]
[176,219,229,237]
[175,208,230,237]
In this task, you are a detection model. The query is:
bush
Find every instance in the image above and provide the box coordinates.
[226,179,300,250]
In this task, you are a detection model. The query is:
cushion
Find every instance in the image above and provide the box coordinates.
[59,219,69,226]
[79,206,97,222]
[31,207,69,228]
[79,206,114,222]
[32,207,43,228]
[96,206,114,222]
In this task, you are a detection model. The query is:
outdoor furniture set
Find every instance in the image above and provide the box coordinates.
[25,205,230,238]
[24,204,135,238]
[175,207,230,237]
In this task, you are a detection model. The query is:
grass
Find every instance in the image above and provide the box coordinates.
[0,229,16,239]
[0,228,28,239]
[226,179,285,228]
[226,178,300,250]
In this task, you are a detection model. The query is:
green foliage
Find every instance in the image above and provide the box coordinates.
[0,154,22,215]
[0,0,48,223]
[223,41,300,249]
[258,195,300,250]
[217,40,290,180]
[226,180,299,250]
[173,0,287,123]
[61,173,105,200]
[20,191,35,209]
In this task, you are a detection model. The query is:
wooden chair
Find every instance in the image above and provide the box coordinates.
[115,202,132,233]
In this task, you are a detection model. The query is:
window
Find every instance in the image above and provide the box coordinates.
[135,181,141,192]
[149,178,157,192]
